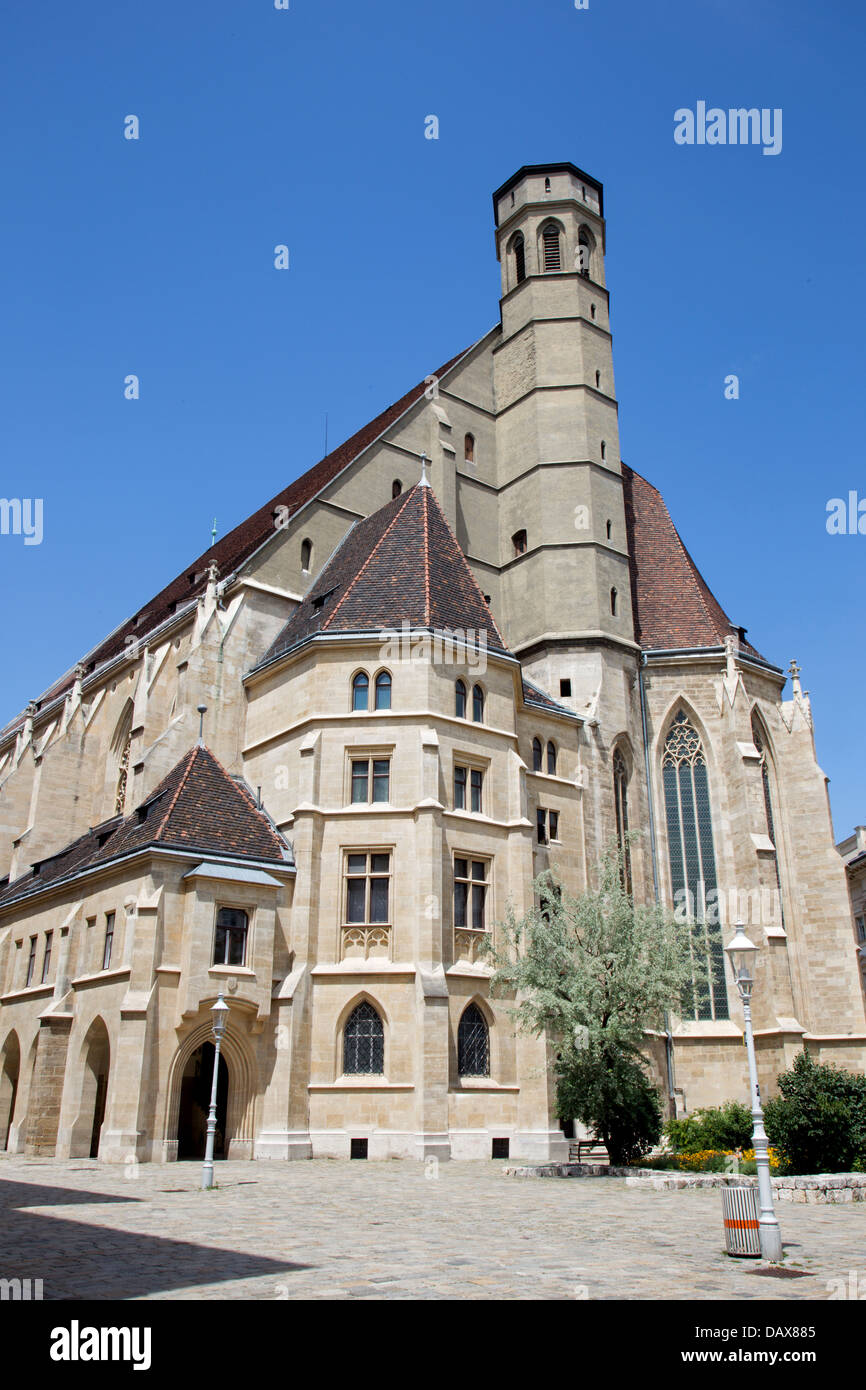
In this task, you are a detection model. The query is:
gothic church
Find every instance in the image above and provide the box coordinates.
[0,163,862,1164]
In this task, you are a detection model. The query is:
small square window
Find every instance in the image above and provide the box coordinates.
[491,1137,510,1159]
[350,1137,369,1160]
[559,679,572,697]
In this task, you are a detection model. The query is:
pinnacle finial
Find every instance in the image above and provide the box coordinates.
[419,452,430,487]
[788,658,803,699]
[197,703,207,745]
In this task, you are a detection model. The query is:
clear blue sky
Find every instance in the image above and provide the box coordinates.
[1,0,863,836]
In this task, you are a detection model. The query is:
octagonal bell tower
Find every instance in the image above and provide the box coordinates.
[490,162,637,724]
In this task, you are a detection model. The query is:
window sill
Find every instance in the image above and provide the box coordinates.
[309,1080,414,1091]
[209,965,256,977]
[71,967,131,988]
[0,982,55,1003]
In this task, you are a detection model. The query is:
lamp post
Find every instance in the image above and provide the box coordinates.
[724,923,783,1263]
[201,991,230,1191]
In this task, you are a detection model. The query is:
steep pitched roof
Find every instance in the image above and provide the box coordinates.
[9,345,475,727]
[254,481,509,671]
[621,464,765,660]
[0,745,290,910]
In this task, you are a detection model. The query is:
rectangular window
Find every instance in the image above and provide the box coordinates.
[102,913,115,971]
[40,931,53,984]
[559,678,572,697]
[344,852,391,925]
[470,768,483,814]
[454,765,467,810]
[350,757,390,804]
[548,810,559,842]
[454,857,489,931]
[537,809,548,845]
[214,907,249,966]
[856,916,866,945]
[25,937,37,986]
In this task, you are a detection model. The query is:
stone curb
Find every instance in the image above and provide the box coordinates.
[502,1162,866,1202]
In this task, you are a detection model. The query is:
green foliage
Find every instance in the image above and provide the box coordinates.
[486,839,699,1053]
[664,1100,754,1154]
[555,1044,662,1166]
[485,839,695,1166]
[763,1051,866,1174]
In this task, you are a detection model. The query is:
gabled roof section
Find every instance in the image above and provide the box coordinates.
[0,745,291,910]
[7,345,477,729]
[622,464,765,661]
[254,481,510,671]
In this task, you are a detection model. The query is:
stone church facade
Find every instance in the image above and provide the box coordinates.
[0,162,863,1164]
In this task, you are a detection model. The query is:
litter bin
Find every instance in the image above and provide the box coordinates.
[721,1184,761,1257]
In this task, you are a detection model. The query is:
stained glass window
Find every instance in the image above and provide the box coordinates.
[661,711,728,1020]
[613,748,632,894]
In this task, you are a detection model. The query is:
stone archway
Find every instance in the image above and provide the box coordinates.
[177,1043,229,1160]
[164,1021,256,1161]
[69,1018,111,1159]
[0,1032,20,1151]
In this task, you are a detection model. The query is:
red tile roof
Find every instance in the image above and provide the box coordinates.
[622,464,764,660]
[255,481,508,670]
[15,345,475,723]
[0,745,290,909]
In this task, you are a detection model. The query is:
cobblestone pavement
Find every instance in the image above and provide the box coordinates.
[1,1154,863,1300]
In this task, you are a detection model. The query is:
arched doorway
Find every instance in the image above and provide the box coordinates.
[70,1018,111,1159]
[0,1033,20,1151]
[177,1043,228,1160]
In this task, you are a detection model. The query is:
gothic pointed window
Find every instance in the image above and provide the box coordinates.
[455,679,467,719]
[464,433,475,463]
[300,538,312,572]
[547,741,557,776]
[542,223,561,271]
[532,737,542,772]
[752,715,785,927]
[115,731,131,816]
[374,670,391,710]
[661,711,728,1020]
[578,228,591,278]
[352,672,369,711]
[472,684,485,723]
[111,701,134,817]
[343,1001,384,1076]
[458,1003,490,1078]
[392,479,402,498]
[513,233,526,285]
[613,748,632,894]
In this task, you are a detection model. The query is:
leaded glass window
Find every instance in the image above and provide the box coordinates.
[343,1001,384,1075]
[661,711,728,1020]
[752,715,785,928]
[613,748,632,894]
[458,1003,490,1077]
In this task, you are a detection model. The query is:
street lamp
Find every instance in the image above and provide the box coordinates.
[724,923,783,1262]
[201,991,230,1191]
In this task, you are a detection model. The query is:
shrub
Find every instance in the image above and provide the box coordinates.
[664,1100,754,1154]
[556,1046,663,1166]
[763,1052,866,1174]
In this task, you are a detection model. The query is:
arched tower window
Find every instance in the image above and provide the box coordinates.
[752,714,785,927]
[374,670,391,710]
[392,479,402,499]
[464,433,475,463]
[343,1001,384,1075]
[532,737,542,772]
[455,679,467,719]
[613,748,632,893]
[578,227,591,278]
[513,233,526,285]
[300,538,312,572]
[458,1003,490,1077]
[352,672,369,711]
[547,741,557,775]
[661,711,728,1020]
[472,684,484,723]
[542,223,561,271]
[610,587,618,616]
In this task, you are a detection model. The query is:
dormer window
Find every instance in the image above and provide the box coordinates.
[542,224,561,271]
[312,586,337,611]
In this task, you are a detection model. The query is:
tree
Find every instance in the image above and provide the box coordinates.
[486,839,701,1164]
[764,1051,866,1174]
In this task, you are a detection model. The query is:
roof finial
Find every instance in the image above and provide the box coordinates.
[211,517,217,546]
[788,658,802,698]
[419,452,430,488]
[197,703,207,745]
